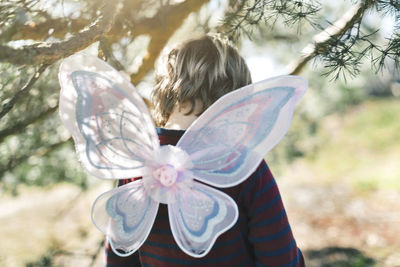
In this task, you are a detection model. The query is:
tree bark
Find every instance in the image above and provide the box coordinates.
[130,0,210,85]
[4,18,89,42]
[0,0,122,65]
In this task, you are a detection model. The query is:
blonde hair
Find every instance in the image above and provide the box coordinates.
[151,35,252,126]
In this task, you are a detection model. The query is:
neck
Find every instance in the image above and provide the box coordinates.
[164,100,202,130]
[164,112,198,130]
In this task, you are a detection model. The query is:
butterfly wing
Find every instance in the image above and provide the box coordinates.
[59,54,159,179]
[177,75,307,187]
[168,181,238,258]
[92,180,159,257]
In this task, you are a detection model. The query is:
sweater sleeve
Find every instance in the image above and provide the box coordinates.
[243,161,305,266]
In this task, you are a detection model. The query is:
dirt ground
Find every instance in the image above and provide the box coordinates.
[1,166,399,267]
[0,182,107,267]
[279,160,400,267]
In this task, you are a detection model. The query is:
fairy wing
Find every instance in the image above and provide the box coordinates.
[168,181,238,258]
[178,75,307,188]
[92,180,159,257]
[59,54,159,179]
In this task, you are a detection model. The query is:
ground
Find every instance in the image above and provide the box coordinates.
[1,99,399,266]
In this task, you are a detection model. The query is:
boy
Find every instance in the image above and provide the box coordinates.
[105,35,305,266]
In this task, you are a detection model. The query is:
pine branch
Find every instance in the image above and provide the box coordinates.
[1,0,144,42]
[5,17,89,42]
[0,0,122,66]
[288,1,375,75]
[0,104,58,143]
[0,64,48,119]
[220,0,321,41]
[216,0,247,37]
[0,0,210,177]
[0,4,87,42]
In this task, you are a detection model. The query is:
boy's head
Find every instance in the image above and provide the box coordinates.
[151,34,252,126]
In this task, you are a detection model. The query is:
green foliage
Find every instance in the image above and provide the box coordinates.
[0,63,92,194]
[266,54,399,174]
[222,0,400,81]
[0,0,399,192]
[305,246,376,267]
[2,144,89,194]
[223,0,321,40]
[345,100,400,150]
[26,250,55,267]
[304,98,400,193]
[266,72,366,170]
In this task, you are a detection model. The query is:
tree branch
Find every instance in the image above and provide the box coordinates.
[216,0,247,39]
[2,0,149,43]
[0,105,58,143]
[0,0,122,65]
[0,64,48,119]
[288,1,374,75]
[7,17,89,41]
[98,37,125,71]
[130,0,210,84]
[0,138,72,179]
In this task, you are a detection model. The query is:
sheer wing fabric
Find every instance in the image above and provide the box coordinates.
[59,54,158,179]
[92,180,159,257]
[58,54,307,258]
[177,75,307,188]
[169,182,238,257]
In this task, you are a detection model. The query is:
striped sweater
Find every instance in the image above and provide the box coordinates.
[105,128,305,267]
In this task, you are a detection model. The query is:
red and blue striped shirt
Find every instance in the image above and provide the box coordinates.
[105,128,305,267]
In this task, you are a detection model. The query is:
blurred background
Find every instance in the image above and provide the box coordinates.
[0,0,399,266]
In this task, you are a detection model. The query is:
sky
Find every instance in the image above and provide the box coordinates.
[235,1,397,82]
[7,0,397,89]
